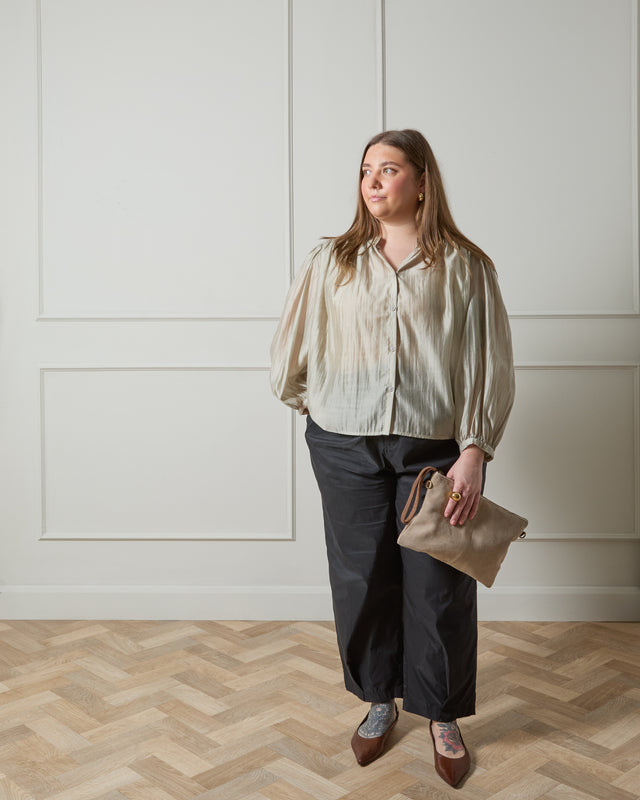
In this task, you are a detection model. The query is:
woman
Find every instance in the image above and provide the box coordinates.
[270,129,515,788]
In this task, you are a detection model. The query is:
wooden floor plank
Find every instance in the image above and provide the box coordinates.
[0,620,637,799]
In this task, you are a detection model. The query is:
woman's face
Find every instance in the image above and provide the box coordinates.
[360,143,424,226]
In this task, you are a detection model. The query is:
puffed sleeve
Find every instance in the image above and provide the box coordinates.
[269,248,320,414]
[454,257,515,460]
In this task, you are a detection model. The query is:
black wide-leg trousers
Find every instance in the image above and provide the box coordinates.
[305,415,478,722]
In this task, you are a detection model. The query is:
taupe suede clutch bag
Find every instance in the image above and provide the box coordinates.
[398,466,528,588]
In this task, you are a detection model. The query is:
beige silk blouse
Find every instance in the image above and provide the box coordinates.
[270,239,515,460]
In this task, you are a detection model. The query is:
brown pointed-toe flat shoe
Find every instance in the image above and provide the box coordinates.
[429,721,471,787]
[351,703,399,766]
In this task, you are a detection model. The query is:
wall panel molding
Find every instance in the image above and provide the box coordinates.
[384,0,639,317]
[504,362,640,540]
[36,0,293,321]
[39,366,295,540]
[377,0,386,131]
[38,362,640,542]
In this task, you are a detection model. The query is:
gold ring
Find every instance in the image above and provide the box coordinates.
[450,491,462,502]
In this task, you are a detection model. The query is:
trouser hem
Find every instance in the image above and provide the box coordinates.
[346,684,476,722]
[344,681,404,704]
[401,700,476,722]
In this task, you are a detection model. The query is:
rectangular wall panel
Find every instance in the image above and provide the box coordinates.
[39,0,290,318]
[385,0,638,315]
[41,368,293,538]
[292,0,380,266]
[489,365,639,538]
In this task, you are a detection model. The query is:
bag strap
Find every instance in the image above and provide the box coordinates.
[400,466,439,524]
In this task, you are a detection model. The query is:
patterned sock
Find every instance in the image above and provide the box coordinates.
[357,701,396,739]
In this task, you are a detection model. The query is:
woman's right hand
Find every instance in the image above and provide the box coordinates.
[444,446,485,526]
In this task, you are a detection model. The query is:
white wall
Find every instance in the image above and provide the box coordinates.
[0,0,638,620]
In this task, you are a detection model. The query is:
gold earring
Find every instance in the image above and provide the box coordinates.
[418,192,424,202]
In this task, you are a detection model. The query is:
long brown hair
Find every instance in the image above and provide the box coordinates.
[329,129,494,285]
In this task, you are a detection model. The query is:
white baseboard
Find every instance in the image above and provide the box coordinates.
[478,585,640,621]
[0,585,638,621]
[0,585,334,620]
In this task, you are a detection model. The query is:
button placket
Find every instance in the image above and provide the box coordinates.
[383,275,400,432]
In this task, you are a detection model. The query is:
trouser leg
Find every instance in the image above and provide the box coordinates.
[305,416,480,720]
[391,437,479,721]
[399,546,477,720]
[304,416,403,702]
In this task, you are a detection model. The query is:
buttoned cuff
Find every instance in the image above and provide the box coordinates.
[457,436,495,462]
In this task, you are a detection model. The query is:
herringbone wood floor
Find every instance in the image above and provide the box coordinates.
[0,620,638,799]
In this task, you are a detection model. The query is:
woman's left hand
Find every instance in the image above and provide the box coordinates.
[444,445,485,526]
